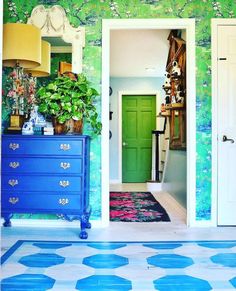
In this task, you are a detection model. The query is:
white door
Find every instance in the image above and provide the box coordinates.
[217,25,236,225]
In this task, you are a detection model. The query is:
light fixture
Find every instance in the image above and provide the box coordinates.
[3,23,41,69]
[24,40,51,77]
[3,23,41,132]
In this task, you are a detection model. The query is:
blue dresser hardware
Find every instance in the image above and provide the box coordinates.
[1,135,91,239]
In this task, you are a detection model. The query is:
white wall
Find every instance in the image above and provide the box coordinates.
[109,77,165,181]
[162,150,187,208]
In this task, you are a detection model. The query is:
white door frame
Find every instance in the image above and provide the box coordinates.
[102,19,196,227]
[211,18,236,227]
[116,90,161,183]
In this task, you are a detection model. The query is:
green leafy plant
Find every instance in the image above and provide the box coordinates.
[36,73,102,135]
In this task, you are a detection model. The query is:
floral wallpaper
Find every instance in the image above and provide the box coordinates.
[3,0,236,221]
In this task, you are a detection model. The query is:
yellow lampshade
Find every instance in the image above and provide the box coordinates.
[3,23,41,69]
[25,41,51,77]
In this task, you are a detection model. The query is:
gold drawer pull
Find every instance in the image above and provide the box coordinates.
[60,144,71,151]
[9,197,19,204]
[9,162,20,169]
[60,162,71,170]
[59,198,69,205]
[9,143,20,150]
[59,180,70,187]
[8,179,18,187]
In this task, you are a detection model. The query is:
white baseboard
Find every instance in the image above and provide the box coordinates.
[188,220,217,227]
[147,181,162,192]
[163,192,187,218]
[109,179,121,184]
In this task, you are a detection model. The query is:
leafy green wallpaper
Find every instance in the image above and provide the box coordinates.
[3,0,235,221]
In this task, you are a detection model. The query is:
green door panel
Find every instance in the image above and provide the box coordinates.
[122,95,156,182]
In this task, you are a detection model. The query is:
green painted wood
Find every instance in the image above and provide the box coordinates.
[122,95,156,182]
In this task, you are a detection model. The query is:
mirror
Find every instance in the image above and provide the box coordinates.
[27,5,85,74]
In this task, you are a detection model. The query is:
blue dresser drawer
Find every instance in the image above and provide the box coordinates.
[2,136,86,156]
[2,157,83,174]
[1,134,91,239]
[2,194,82,212]
[2,175,82,192]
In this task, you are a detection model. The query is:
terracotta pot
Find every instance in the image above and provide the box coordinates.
[64,119,83,134]
[73,119,83,134]
[52,118,68,134]
[52,118,83,134]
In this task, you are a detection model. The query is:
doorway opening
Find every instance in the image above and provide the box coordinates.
[102,19,196,227]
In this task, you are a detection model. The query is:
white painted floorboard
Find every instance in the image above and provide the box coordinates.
[2,185,236,255]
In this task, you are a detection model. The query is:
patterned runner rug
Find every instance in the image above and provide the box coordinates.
[1,240,236,290]
[110,191,170,222]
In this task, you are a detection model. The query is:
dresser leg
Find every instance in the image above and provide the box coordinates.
[86,221,91,229]
[3,214,13,227]
[85,205,91,229]
[79,214,88,239]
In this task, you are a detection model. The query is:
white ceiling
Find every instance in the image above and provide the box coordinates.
[110,29,170,78]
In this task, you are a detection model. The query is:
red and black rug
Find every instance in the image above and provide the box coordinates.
[110,192,170,222]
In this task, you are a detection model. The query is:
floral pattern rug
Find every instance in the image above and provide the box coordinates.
[110,192,170,222]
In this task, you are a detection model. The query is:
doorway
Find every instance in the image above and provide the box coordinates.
[102,19,196,227]
[212,19,236,226]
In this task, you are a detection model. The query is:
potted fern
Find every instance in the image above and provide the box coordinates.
[36,74,102,135]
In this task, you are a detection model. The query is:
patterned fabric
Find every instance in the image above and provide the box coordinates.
[110,192,170,222]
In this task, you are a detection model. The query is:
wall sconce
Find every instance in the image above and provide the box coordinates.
[3,23,41,132]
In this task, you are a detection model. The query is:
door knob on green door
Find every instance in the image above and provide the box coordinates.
[122,142,128,146]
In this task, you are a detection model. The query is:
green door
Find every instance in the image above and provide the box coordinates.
[122,95,156,182]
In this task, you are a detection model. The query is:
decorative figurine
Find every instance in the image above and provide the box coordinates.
[171,61,181,77]
[176,91,185,103]
[29,105,46,127]
[165,95,171,104]
[22,121,34,135]
[162,72,171,89]
[171,95,176,104]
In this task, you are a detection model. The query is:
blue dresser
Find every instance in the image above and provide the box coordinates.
[1,134,91,239]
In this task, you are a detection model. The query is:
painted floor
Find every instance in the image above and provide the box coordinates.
[1,240,236,290]
[1,186,236,290]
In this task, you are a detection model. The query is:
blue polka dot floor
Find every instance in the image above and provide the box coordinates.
[1,240,236,290]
